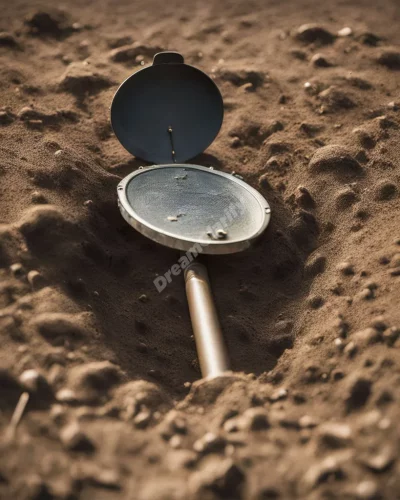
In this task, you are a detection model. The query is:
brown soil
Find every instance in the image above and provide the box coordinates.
[0,0,400,499]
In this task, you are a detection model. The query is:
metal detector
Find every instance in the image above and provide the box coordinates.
[111,51,271,378]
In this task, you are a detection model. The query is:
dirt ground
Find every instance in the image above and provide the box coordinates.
[0,0,400,498]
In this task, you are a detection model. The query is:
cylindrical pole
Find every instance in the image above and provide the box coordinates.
[184,261,230,378]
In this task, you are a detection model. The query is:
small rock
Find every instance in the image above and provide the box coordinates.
[298,415,319,430]
[288,209,319,251]
[387,101,399,111]
[31,191,48,204]
[270,388,288,402]
[299,122,323,136]
[337,261,355,275]
[295,24,335,44]
[309,145,361,176]
[19,369,52,398]
[357,288,374,300]
[59,63,113,97]
[223,417,241,433]
[311,53,332,67]
[134,409,152,429]
[352,328,381,346]
[193,432,226,454]
[56,389,78,403]
[318,422,352,448]
[374,115,398,129]
[60,422,95,452]
[369,316,388,331]
[344,341,357,357]
[169,435,183,449]
[10,262,24,277]
[318,86,356,112]
[27,270,46,290]
[338,27,353,37]
[230,136,241,148]
[355,480,379,500]
[242,407,270,431]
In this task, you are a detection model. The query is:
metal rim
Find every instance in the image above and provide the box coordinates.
[117,164,271,255]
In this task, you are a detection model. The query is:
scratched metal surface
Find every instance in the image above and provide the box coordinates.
[125,165,266,245]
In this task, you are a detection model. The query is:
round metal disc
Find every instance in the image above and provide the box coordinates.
[117,165,271,255]
[110,54,224,164]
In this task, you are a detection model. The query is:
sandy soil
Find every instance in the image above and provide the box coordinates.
[0,0,400,498]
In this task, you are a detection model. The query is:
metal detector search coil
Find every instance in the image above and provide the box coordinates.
[117,164,271,254]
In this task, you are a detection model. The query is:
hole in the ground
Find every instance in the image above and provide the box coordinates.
[23,179,318,399]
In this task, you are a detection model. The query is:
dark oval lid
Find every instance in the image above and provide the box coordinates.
[111,52,224,164]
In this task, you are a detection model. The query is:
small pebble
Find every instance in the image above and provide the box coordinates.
[295,24,335,44]
[318,422,352,448]
[242,408,270,431]
[193,432,226,454]
[309,145,361,175]
[27,270,46,291]
[355,480,379,500]
[270,388,288,402]
[338,27,353,37]
[337,262,355,276]
[60,422,95,452]
[311,53,332,67]
[134,410,152,429]
[19,369,51,397]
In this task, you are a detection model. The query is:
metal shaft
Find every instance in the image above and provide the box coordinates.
[184,261,230,378]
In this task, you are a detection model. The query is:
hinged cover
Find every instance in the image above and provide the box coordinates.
[110,52,224,164]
